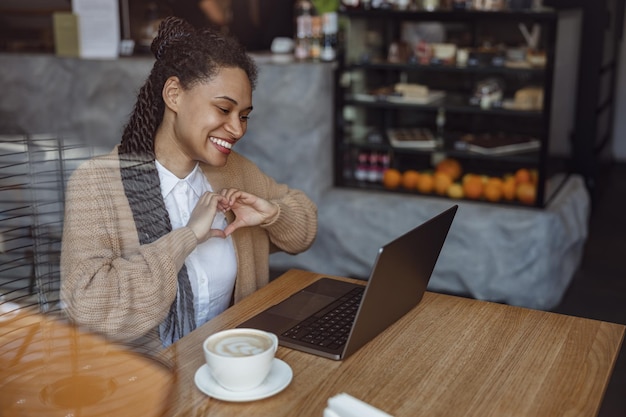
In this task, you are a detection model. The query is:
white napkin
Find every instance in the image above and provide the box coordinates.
[324,393,394,417]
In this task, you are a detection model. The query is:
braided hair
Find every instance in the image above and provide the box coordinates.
[118,17,258,346]
[119,16,258,157]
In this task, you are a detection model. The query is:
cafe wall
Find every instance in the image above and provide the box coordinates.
[1,0,625,161]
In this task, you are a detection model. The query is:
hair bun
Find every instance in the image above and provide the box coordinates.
[151,16,195,61]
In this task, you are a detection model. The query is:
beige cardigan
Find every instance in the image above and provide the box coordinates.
[60,147,317,350]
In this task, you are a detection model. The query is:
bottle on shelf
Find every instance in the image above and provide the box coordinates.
[351,150,389,184]
[355,151,370,182]
[320,12,338,61]
[310,15,323,60]
[294,0,316,61]
[367,151,381,182]
[380,152,391,177]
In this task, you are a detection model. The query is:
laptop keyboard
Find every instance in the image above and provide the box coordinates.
[281,287,365,350]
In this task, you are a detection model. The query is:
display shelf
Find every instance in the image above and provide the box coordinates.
[340,140,541,162]
[334,7,562,207]
[339,9,558,22]
[346,61,547,75]
[344,95,544,116]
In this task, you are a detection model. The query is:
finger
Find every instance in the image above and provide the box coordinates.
[215,193,233,212]
[200,193,227,210]
[209,228,227,239]
[220,188,244,205]
[223,220,242,236]
[187,193,224,243]
[198,191,219,206]
[219,188,236,200]
[213,193,229,206]
[217,201,230,213]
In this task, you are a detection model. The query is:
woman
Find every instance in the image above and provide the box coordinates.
[60,17,317,350]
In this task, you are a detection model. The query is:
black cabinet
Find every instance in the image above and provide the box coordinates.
[544,0,625,200]
[333,8,573,207]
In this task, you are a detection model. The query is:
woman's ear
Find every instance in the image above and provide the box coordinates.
[162,76,181,112]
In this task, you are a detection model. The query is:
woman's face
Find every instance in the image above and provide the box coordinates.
[171,67,253,168]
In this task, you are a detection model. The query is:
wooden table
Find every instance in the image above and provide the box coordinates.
[163,269,625,417]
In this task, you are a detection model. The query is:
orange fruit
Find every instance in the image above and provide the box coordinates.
[462,174,483,200]
[502,176,517,201]
[514,168,532,184]
[516,182,537,205]
[530,169,539,185]
[484,181,503,202]
[433,171,453,195]
[401,170,421,190]
[382,168,402,189]
[486,177,503,189]
[436,158,462,181]
[462,173,478,184]
[416,172,434,194]
[447,183,464,199]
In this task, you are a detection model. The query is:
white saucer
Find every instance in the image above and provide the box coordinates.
[194,358,292,402]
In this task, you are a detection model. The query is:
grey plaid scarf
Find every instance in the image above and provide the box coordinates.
[119,151,196,347]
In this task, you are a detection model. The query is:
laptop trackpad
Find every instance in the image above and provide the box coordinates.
[267,292,336,321]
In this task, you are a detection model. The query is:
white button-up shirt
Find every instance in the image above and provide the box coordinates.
[155,160,237,328]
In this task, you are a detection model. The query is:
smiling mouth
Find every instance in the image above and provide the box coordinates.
[210,137,233,150]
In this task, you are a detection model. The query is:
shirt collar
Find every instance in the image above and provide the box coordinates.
[155,160,206,198]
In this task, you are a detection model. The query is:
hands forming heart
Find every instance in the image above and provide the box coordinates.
[186,188,279,243]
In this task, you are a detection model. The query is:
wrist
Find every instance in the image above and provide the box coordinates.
[261,202,280,226]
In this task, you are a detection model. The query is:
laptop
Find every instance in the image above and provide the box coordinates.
[238,205,458,360]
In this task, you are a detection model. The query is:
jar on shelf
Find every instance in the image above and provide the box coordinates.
[421,0,440,11]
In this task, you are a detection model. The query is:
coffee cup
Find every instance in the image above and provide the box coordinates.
[203,328,278,392]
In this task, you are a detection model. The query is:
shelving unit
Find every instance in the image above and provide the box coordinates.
[334,7,572,207]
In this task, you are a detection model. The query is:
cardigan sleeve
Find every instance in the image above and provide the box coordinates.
[263,186,318,254]
[231,154,318,255]
[60,157,197,343]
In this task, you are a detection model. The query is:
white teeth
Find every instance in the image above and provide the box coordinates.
[210,137,232,150]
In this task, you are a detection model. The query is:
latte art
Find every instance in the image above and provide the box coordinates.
[207,334,272,357]
[203,329,278,391]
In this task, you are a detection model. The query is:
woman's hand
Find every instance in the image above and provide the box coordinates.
[186,192,230,243]
[219,188,279,236]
